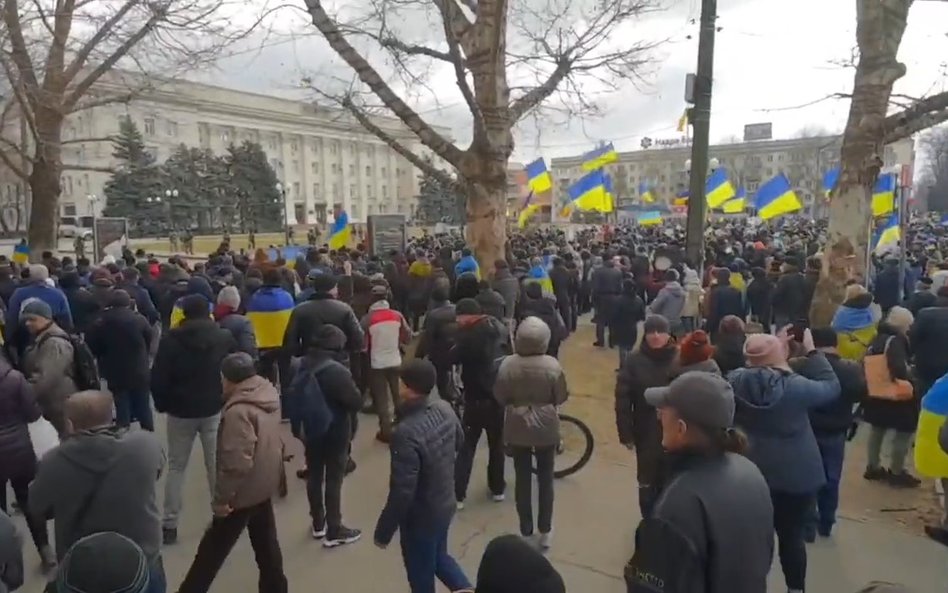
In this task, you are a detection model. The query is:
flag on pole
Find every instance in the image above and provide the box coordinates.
[524,159,553,194]
[581,143,618,172]
[822,167,840,198]
[676,110,689,132]
[12,242,29,264]
[754,174,802,220]
[872,212,900,254]
[721,186,746,214]
[638,180,656,204]
[328,210,351,250]
[705,169,736,208]
[567,170,612,212]
[872,173,896,217]
[637,211,663,226]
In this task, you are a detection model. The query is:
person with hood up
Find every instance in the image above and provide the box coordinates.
[490,259,519,326]
[626,373,773,593]
[863,306,921,488]
[176,353,288,593]
[361,285,411,442]
[168,275,214,329]
[454,248,480,280]
[20,299,78,436]
[151,295,237,546]
[676,330,721,375]
[790,327,867,539]
[85,290,154,431]
[290,325,363,546]
[406,251,433,332]
[613,279,646,370]
[746,266,773,330]
[494,317,569,549]
[728,329,840,593]
[705,268,745,342]
[454,271,480,303]
[452,299,509,509]
[615,315,679,518]
[0,352,53,570]
[680,268,704,334]
[470,534,565,593]
[873,257,901,315]
[517,283,566,358]
[30,390,165,588]
[832,283,879,361]
[58,272,99,336]
[214,286,258,359]
[648,269,686,337]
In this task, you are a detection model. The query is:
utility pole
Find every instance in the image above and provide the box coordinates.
[685,0,718,269]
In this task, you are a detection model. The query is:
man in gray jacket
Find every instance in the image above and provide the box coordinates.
[648,270,686,337]
[30,390,166,589]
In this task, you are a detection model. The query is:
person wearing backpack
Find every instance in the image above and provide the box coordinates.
[20,299,79,436]
[290,325,363,547]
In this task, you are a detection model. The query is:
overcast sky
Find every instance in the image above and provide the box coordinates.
[201,0,948,162]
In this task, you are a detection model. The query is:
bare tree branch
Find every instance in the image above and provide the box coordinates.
[61,0,140,87]
[61,163,114,173]
[62,135,114,145]
[883,90,948,144]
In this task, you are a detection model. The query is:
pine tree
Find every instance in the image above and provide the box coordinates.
[225,141,282,231]
[416,155,465,224]
[102,117,161,226]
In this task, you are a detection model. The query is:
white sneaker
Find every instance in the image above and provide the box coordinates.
[539,531,553,550]
[491,493,505,502]
[456,501,465,511]
[311,523,327,540]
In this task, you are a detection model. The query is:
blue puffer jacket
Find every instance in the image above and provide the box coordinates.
[728,352,840,494]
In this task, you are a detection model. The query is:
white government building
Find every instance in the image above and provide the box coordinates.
[1,74,452,228]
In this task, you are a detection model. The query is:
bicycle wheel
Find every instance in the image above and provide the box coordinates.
[532,414,595,479]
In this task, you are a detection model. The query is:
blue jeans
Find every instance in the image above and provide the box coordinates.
[148,556,166,593]
[113,388,155,431]
[814,433,846,532]
[399,523,471,593]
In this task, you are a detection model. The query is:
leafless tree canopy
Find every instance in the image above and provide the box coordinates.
[919,126,948,211]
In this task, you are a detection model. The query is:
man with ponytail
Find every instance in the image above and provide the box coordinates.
[624,372,773,593]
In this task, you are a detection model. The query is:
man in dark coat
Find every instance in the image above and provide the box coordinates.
[282,271,364,364]
[518,283,565,358]
[548,257,573,332]
[474,280,506,321]
[909,288,948,395]
[59,271,100,335]
[590,256,623,347]
[415,285,457,402]
[902,278,935,316]
[119,267,161,326]
[772,258,808,327]
[87,290,155,430]
[705,269,746,340]
[873,258,901,315]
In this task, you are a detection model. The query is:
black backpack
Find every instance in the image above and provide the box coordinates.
[41,333,101,391]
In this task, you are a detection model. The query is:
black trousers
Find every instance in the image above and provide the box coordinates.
[511,446,555,536]
[0,472,49,551]
[177,500,287,593]
[454,400,506,501]
[771,491,813,592]
[305,426,350,531]
[259,348,292,416]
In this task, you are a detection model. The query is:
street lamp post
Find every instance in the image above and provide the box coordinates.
[164,189,178,232]
[275,182,290,245]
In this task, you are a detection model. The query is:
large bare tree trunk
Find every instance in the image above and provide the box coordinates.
[465,183,507,275]
[28,113,65,258]
[809,0,911,326]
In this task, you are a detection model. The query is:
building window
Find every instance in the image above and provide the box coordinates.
[365,165,372,176]
[767,154,773,162]
[352,203,361,219]
[381,166,387,176]
[63,203,77,216]
[221,130,230,143]
[349,184,357,198]
[293,182,300,197]
[311,139,320,152]
[349,164,355,176]
[382,185,388,199]
[311,162,319,174]
[292,160,299,173]
[268,137,277,150]
[350,143,356,155]
[65,176,73,195]
[313,183,320,197]
[143,118,155,136]
[331,141,338,154]
[166,121,178,137]
[332,183,338,196]
[366,184,372,198]
[290,140,299,154]
[331,163,337,173]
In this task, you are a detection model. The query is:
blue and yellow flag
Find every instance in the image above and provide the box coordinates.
[872,173,896,217]
[673,189,689,207]
[328,210,351,250]
[637,211,663,226]
[638,180,655,204]
[581,143,618,172]
[525,159,553,194]
[705,168,736,208]
[754,174,802,220]
[247,286,295,349]
[915,374,948,478]
[872,212,900,254]
[12,242,29,265]
[677,110,689,132]
[518,191,540,229]
[526,263,554,296]
[721,186,746,214]
[567,170,611,212]
[822,167,840,198]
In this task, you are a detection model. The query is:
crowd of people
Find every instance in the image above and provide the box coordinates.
[0,213,947,593]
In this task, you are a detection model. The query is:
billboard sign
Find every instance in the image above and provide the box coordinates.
[93,217,129,263]
[367,214,407,257]
[743,123,773,142]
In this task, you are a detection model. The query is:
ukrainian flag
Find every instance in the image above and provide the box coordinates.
[328,210,351,250]
[673,189,689,207]
[247,286,295,349]
[602,173,615,213]
[637,211,663,226]
[638,181,656,204]
[518,192,541,228]
[12,243,29,265]
[525,263,554,296]
[525,159,553,194]
[915,374,948,478]
[567,170,611,212]
[872,213,900,254]
[872,173,896,217]
[754,174,802,220]
[170,297,212,329]
[721,186,746,214]
[581,143,618,172]
[677,110,689,132]
[822,167,840,198]
[705,169,736,208]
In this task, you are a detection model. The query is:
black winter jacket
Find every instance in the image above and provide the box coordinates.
[61,284,100,335]
[452,314,507,403]
[475,288,507,321]
[612,292,645,348]
[745,278,772,325]
[772,268,808,320]
[282,292,364,358]
[792,351,866,436]
[909,304,948,386]
[518,296,564,356]
[374,398,463,545]
[119,281,160,325]
[151,319,237,418]
[0,357,41,480]
[415,301,457,367]
[713,333,746,375]
[86,306,153,392]
[706,285,745,336]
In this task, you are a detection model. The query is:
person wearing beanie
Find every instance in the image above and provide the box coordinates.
[118,267,160,327]
[676,330,720,375]
[85,289,155,431]
[517,282,566,358]
[5,263,73,362]
[214,286,258,359]
[627,373,772,593]
[729,326,840,593]
[862,305,921,488]
[151,293,237,545]
[473,534,565,593]
[288,324,363,546]
[54,532,150,593]
[704,267,745,342]
[19,297,78,436]
[494,317,569,550]
[615,314,679,518]
[361,282,411,443]
[30,392,164,583]
[176,353,288,593]
[374,359,471,593]
[789,327,867,539]
[832,283,879,361]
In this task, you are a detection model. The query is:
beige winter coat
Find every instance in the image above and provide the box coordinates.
[493,316,569,448]
[215,375,285,510]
